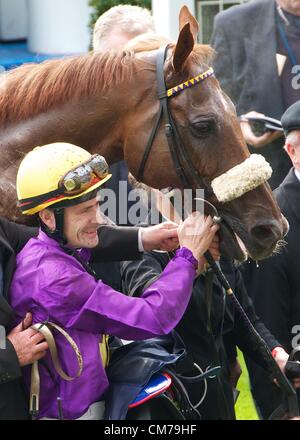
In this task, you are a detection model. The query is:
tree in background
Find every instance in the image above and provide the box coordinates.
[89,0,151,30]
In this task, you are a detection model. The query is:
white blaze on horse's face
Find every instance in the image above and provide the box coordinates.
[218,91,231,113]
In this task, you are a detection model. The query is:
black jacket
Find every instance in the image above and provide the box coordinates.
[243,168,300,418]
[0,219,35,419]
[211,0,292,189]
[0,218,141,420]
[121,252,279,420]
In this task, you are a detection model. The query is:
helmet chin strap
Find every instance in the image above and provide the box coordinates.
[39,208,68,246]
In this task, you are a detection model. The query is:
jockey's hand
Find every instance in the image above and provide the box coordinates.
[240,111,283,148]
[7,313,49,367]
[272,347,300,389]
[140,222,179,252]
[178,213,219,276]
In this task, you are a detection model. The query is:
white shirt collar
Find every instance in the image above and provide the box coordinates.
[294,168,300,183]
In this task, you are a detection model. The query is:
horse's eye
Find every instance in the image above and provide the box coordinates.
[190,120,215,138]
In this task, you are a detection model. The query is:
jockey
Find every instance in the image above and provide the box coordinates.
[9,142,219,420]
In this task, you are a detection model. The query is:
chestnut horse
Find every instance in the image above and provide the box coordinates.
[0,7,286,261]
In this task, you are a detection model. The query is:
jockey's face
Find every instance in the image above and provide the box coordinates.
[277,0,300,15]
[64,197,102,249]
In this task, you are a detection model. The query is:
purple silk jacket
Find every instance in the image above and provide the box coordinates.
[9,231,196,419]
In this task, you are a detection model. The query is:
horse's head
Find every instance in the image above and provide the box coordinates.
[124,6,287,261]
[0,5,286,259]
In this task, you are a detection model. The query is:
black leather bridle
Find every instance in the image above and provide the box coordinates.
[137,45,214,190]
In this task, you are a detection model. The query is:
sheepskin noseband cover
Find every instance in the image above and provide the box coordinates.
[211,154,272,203]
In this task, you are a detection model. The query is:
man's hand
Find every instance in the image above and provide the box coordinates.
[240,111,283,148]
[7,313,48,367]
[141,222,179,252]
[273,347,300,389]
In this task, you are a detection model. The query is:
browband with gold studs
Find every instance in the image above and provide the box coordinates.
[167,67,214,98]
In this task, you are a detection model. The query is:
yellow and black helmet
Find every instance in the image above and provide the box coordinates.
[17,142,112,215]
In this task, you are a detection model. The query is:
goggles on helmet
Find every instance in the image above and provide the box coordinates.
[59,154,109,196]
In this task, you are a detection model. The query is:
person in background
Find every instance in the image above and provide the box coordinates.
[0,219,45,420]
[211,0,300,417]
[93,4,155,52]
[92,4,155,227]
[242,100,300,419]
[211,0,300,189]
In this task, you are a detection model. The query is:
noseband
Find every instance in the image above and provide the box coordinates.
[137,45,214,190]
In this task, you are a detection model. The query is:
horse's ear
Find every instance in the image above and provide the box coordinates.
[179,6,199,42]
[173,22,194,73]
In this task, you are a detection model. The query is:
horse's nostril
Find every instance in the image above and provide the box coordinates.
[250,220,283,249]
[251,225,275,242]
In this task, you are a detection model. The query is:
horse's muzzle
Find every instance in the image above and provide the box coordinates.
[248,217,287,258]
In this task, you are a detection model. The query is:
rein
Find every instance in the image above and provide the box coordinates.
[137,45,214,190]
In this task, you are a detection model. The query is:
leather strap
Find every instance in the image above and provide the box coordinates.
[138,45,212,195]
[30,321,83,418]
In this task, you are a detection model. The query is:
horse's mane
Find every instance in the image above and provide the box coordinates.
[0,35,214,127]
[0,51,136,126]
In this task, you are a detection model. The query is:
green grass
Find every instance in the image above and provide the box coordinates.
[235,351,259,420]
